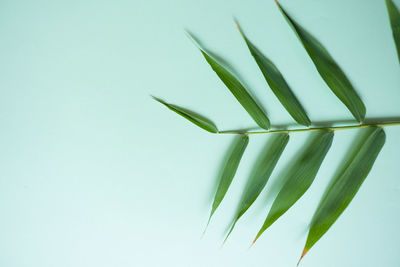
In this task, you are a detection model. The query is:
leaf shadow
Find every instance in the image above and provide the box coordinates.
[311,116,400,127]
[364,116,400,124]
[225,116,400,132]
[219,126,260,134]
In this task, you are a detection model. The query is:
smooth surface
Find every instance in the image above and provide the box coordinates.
[0,0,399,266]
[209,135,248,222]
[304,127,386,256]
[254,130,333,244]
[277,2,366,123]
[237,23,311,126]
[386,0,400,63]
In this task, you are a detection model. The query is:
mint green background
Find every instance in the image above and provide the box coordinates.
[0,0,399,266]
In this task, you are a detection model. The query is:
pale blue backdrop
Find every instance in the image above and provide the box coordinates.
[0,0,399,266]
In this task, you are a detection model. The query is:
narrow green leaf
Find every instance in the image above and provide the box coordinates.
[386,0,400,63]
[223,133,289,243]
[188,34,270,129]
[299,127,386,264]
[207,135,249,227]
[276,2,366,123]
[253,130,334,245]
[235,22,311,127]
[152,96,218,133]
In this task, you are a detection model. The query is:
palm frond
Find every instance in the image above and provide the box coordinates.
[154,1,397,265]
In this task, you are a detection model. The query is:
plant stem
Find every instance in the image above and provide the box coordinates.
[217,121,400,135]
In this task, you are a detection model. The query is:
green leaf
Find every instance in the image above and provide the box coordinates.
[188,34,271,130]
[152,96,218,133]
[386,0,400,63]
[207,135,249,228]
[253,130,334,245]
[235,22,311,127]
[223,133,289,243]
[299,127,386,264]
[276,2,366,123]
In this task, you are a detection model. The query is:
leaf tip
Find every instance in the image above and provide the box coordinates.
[184,30,202,51]
[220,238,228,248]
[249,236,259,248]
[233,19,240,30]
[151,95,163,103]
[233,19,247,40]
[297,248,308,266]
[222,220,238,245]
[201,216,212,238]
[183,29,191,38]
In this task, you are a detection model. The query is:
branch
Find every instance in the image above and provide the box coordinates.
[217,121,400,135]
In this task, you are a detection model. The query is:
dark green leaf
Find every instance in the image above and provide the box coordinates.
[276,2,366,123]
[207,135,249,227]
[253,130,334,245]
[223,133,289,243]
[152,96,218,133]
[235,22,311,127]
[188,34,271,130]
[386,0,400,63]
[299,127,386,264]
